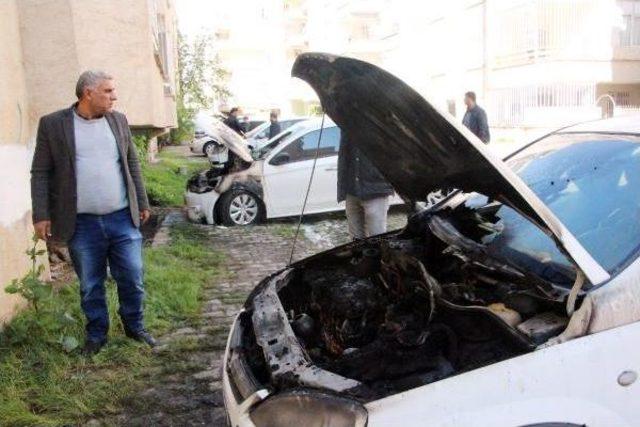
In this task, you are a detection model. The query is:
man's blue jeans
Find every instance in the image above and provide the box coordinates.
[68,208,145,343]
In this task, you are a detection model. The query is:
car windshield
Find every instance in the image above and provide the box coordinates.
[255,130,293,159]
[247,118,306,140]
[458,132,640,284]
[245,122,269,139]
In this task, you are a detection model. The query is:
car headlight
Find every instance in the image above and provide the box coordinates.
[250,390,367,427]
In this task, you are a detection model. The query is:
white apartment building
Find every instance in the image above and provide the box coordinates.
[205,0,640,132]
[377,0,640,135]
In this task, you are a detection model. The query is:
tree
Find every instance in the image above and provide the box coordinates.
[171,32,230,143]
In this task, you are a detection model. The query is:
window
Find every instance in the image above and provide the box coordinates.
[485,133,640,281]
[619,0,640,46]
[276,126,341,163]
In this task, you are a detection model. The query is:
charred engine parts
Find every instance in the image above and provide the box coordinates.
[350,247,381,278]
[517,312,568,345]
[269,231,569,396]
[247,214,571,400]
[309,273,384,355]
[487,303,522,327]
[291,313,315,340]
[187,169,224,193]
[187,151,253,194]
[251,270,360,393]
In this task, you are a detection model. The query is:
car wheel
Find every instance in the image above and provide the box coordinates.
[218,190,264,226]
[203,141,216,156]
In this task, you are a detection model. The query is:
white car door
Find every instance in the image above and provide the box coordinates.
[263,126,341,218]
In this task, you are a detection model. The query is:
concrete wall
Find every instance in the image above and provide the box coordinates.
[16,0,177,129]
[0,0,41,323]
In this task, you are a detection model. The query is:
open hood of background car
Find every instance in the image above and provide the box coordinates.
[292,52,609,285]
[203,120,253,163]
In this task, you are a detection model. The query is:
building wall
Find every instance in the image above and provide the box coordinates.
[17,0,177,130]
[0,0,43,323]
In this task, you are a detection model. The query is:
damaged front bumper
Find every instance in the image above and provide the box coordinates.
[222,308,368,427]
[184,190,220,225]
[222,312,269,427]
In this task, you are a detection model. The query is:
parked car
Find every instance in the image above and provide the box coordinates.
[189,118,243,157]
[239,118,266,133]
[220,53,640,427]
[245,117,309,151]
[185,117,403,226]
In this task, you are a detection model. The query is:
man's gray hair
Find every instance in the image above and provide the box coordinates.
[75,70,113,99]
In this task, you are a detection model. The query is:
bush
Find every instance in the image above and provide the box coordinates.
[170,102,195,145]
[132,134,150,164]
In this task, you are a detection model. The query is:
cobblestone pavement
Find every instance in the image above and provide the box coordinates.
[105,206,407,426]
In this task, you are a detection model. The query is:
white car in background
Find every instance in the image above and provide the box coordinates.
[244,117,309,151]
[189,118,236,157]
[190,117,309,157]
[185,118,403,226]
[220,53,640,427]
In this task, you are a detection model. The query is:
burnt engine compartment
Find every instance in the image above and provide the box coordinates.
[187,149,251,194]
[264,214,570,399]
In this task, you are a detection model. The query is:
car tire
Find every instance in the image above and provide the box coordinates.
[218,189,264,226]
[203,141,216,156]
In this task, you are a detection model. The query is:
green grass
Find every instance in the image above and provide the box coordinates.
[143,149,208,207]
[0,223,224,426]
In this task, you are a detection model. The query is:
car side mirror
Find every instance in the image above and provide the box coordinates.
[270,152,291,166]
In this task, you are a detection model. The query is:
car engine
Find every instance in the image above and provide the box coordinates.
[187,149,252,194]
[242,208,572,401]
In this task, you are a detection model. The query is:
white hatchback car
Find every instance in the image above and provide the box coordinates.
[220,53,640,427]
[185,118,402,226]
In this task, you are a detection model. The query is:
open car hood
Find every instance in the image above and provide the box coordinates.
[204,120,253,162]
[292,53,609,284]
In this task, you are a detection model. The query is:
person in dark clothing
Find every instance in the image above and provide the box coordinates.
[462,91,490,143]
[241,115,250,133]
[224,107,244,136]
[268,111,281,139]
[337,134,394,239]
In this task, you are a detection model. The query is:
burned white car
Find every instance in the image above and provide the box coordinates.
[221,54,640,427]
[185,118,403,226]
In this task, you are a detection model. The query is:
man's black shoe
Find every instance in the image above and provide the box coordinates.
[81,339,106,356]
[124,328,157,347]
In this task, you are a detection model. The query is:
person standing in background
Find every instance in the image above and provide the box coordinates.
[462,91,490,143]
[224,107,244,136]
[268,111,281,139]
[337,134,394,239]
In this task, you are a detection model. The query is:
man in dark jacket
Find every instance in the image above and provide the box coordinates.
[268,111,281,139]
[31,70,155,355]
[462,91,490,143]
[224,107,244,136]
[338,134,394,239]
